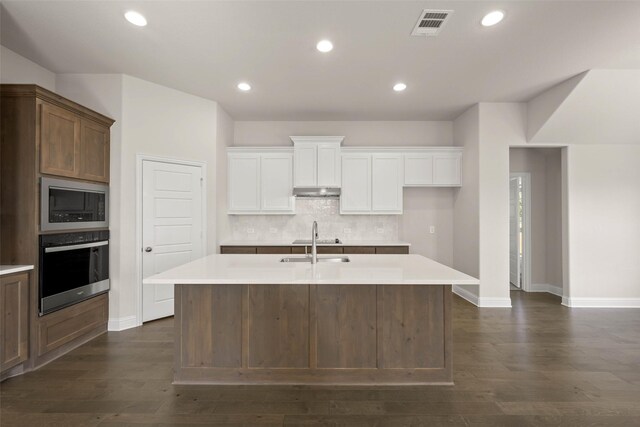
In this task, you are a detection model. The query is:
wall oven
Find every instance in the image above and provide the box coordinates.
[39,231,110,315]
[41,177,109,232]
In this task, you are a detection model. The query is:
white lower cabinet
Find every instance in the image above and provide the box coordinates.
[341,153,403,214]
[228,149,295,214]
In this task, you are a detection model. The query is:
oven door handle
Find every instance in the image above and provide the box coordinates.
[44,241,109,253]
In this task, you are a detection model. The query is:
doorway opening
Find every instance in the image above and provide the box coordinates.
[508,147,564,302]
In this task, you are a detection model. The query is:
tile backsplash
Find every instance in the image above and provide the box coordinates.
[228,199,399,241]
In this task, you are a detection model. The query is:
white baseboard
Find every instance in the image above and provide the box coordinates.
[562,298,640,308]
[478,297,512,308]
[453,286,511,308]
[453,285,479,306]
[108,315,139,331]
[529,283,563,297]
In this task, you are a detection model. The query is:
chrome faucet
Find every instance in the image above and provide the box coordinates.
[311,221,318,264]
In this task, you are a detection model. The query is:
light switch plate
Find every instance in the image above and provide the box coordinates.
[429,226,436,234]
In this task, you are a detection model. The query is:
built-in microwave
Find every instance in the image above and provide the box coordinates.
[40,177,109,232]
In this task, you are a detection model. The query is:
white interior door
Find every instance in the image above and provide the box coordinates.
[142,160,204,322]
[509,177,521,287]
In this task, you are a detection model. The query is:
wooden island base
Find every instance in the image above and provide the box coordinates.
[174,283,452,385]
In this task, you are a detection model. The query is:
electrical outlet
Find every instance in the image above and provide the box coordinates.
[376,228,384,234]
[429,226,436,234]
[247,228,255,234]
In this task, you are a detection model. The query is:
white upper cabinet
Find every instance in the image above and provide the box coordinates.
[340,152,403,215]
[433,153,462,186]
[372,154,403,214]
[228,149,295,214]
[293,144,316,187]
[261,153,295,212]
[228,152,261,213]
[340,153,371,213]
[291,136,343,187]
[403,149,462,187]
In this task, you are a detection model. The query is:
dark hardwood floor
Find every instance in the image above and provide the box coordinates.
[1,291,639,426]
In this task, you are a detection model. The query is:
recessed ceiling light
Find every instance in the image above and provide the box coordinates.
[316,40,333,53]
[124,11,147,27]
[393,83,407,92]
[237,82,251,92]
[481,10,504,27]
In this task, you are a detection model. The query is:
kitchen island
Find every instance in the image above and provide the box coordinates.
[144,254,478,385]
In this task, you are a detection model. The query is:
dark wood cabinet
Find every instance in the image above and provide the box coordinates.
[79,119,110,182]
[1,85,114,377]
[0,272,29,374]
[39,98,110,182]
[40,102,81,178]
[221,245,409,254]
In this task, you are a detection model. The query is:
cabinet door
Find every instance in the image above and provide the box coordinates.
[228,153,261,213]
[0,273,29,372]
[340,154,371,213]
[433,153,462,186]
[294,144,317,187]
[261,153,295,213]
[404,153,433,186]
[317,143,341,187]
[372,154,403,214]
[79,119,110,182]
[40,102,81,178]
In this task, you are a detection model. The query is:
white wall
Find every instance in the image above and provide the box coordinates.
[55,74,125,323]
[215,106,234,252]
[565,144,640,306]
[452,105,480,283]
[0,45,56,91]
[56,74,219,328]
[226,120,455,264]
[234,121,452,147]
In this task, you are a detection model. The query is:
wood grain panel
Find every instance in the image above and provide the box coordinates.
[343,246,376,254]
[79,119,109,182]
[220,246,257,254]
[248,285,309,368]
[315,285,377,368]
[37,294,108,356]
[0,273,29,372]
[375,246,409,254]
[381,285,444,368]
[256,246,291,254]
[181,285,242,368]
[40,102,81,178]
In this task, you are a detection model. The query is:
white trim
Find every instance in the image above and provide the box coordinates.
[341,146,462,153]
[478,297,512,308]
[562,298,640,308]
[290,136,345,144]
[108,315,138,332]
[529,283,563,297]
[509,172,532,292]
[227,147,293,154]
[135,154,207,327]
[453,285,479,306]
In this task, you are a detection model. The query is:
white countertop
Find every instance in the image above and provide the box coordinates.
[144,254,478,286]
[220,240,411,247]
[0,265,34,276]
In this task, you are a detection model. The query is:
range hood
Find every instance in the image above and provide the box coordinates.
[292,187,341,198]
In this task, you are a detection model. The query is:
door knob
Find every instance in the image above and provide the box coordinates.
[144,247,152,252]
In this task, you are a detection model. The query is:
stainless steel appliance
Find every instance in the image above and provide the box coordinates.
[41,177,109,232]
[39,231,110,315]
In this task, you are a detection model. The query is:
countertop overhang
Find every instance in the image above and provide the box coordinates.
[0,265,34,276]
[220,240,411,247]
[144,254,479,286]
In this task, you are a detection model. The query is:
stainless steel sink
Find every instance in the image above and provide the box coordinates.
[280,256,350,263]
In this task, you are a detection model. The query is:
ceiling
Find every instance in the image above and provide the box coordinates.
[1,1,639,121]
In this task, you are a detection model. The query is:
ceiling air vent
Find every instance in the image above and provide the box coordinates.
[411,9,453,36]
